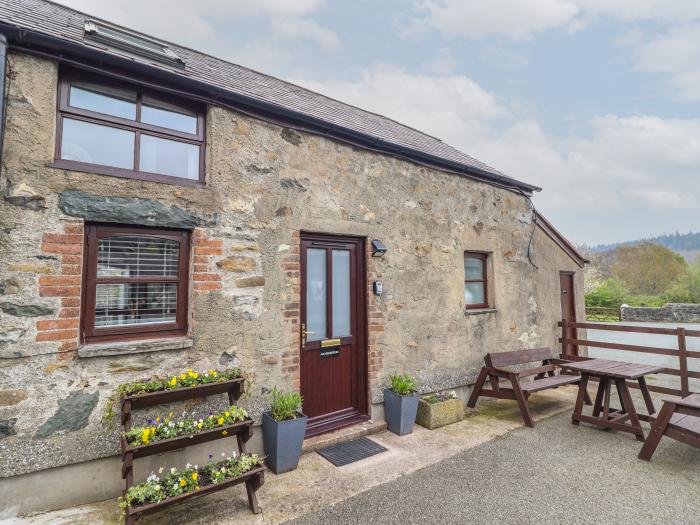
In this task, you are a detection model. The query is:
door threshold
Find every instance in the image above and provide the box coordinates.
[302,418,385,455]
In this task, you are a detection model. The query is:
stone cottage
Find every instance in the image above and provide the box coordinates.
[0,0,587,514]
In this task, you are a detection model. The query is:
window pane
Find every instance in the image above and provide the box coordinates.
[70,81,136,119]
[139,135,200,180]
[465,282,485,305]
[142,95,198,134]
[95,282,177,327]
[97,236,179,277]
[306,248,326,341]
[332,250,351,337]
[61,118,134,169]
[465,255,484,280]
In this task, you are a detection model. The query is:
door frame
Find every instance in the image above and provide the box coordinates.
[299,231,369,436]
[559,271,578,356]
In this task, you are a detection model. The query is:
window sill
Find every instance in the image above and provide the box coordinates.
[77,336,193,358]
[465,308,498,316]
[49,160,205,188]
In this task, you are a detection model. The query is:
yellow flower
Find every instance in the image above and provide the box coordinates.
[191,472,198,481]
[168,412,173,417]
[217,417,225,425]
[211,371,217,377]
[222,430,228,436]
[180,373,186,380]
[192,373,199,379]
[197,422,203,429]
[224,412,230,418]
[169,377,177,386]
[179,479,186,487]
[155,417,160,422]
[195,485,200,491]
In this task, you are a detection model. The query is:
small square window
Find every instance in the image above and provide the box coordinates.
[464,252,488,309]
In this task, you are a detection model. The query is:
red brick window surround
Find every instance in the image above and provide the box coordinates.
[81,224,190,343]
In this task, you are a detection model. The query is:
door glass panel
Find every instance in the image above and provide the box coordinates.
[464,256,484,280]
[306,248,326,341]
[465,282,485,305]
[61,117,135,169]
[332,250,351,337]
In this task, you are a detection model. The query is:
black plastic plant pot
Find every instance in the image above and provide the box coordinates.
[262,411,307,474]
[384,388,418,436]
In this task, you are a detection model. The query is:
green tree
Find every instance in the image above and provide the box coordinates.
[664,259,700,303]
[611,242,687,295]
[585,277,628,308]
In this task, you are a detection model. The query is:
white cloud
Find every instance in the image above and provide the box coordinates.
[294,67,700,242]
[634,23,700,101]
[270,17,340,51]
[406,0,700,42]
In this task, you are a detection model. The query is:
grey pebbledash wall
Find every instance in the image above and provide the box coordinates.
[0,50,586,513]
[621,303,700,323]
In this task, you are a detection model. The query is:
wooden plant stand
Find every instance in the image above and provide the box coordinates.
[120,377,264,524]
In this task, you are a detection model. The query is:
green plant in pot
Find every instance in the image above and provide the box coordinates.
[262,388,307,474]
[384,373,418,435]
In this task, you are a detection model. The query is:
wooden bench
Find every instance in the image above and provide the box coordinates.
[467,347,590,427]
[638,394,700,461]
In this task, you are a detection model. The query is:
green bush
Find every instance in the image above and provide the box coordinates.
[665,260,700,303]
[389,373,417,396]
[585,277,628,308]
[269,388,303,421]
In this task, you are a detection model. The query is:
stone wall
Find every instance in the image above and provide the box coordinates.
[0,51,585,511]
[621,303,700,323]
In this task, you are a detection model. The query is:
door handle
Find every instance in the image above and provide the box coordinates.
[301,323,315,345]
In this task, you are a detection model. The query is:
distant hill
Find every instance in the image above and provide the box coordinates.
[587,232,700,262]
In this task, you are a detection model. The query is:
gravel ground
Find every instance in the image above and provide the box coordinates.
[288,412,700,525]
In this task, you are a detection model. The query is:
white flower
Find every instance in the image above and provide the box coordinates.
[172,483,178,490]
[147,472,158,482]
[158,467,164,474]
[186,463,192,469]
[154,485,161,491]
[221,453,226,457]
[194,465,198,470]
[170,467,177,475]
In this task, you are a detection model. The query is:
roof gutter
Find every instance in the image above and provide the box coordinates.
[0,23,541,195]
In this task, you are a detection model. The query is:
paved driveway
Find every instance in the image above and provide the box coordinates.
[288,411,700,525]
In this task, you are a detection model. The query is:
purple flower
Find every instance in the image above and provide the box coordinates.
[208,454,213,459]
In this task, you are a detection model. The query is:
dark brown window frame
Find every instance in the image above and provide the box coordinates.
[53,68,206,186]
[81,224,190,344]
[464,251,489,309]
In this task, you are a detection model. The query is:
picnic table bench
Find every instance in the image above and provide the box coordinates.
[560,358,662,442]
[639,394,700,460]
[467,347,589,427]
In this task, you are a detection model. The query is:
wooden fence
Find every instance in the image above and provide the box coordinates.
[559,320,700,398]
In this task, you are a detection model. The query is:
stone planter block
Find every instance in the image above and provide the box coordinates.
[416,397,464,430]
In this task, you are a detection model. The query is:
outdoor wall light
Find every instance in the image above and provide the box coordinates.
[371,239,387,257]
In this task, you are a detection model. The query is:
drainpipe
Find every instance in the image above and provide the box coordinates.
[0,33,7,171]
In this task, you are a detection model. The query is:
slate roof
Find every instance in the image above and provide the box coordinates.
[0,0,539,193]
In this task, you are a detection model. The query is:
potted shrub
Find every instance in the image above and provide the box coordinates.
[384,373,418,436]
[262,388,307,474]
[416,391,464,430]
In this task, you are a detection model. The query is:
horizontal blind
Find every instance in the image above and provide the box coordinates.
[95,282,177,327]
[97,236,179,277]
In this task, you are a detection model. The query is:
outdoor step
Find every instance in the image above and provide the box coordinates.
[302,419,387,455]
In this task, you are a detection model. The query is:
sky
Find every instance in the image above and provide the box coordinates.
[56,0,700,246]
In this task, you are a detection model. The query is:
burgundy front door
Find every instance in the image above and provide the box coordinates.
[300,233,368,437]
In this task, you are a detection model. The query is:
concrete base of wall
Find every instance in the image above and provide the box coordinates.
[2,385,477,517]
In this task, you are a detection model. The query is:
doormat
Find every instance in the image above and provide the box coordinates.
[317,437,387,467]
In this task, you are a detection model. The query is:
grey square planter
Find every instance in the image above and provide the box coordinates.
[384,388,418,436]
[262,411,307,474]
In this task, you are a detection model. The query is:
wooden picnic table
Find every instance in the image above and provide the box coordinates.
[561,359,663,442]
